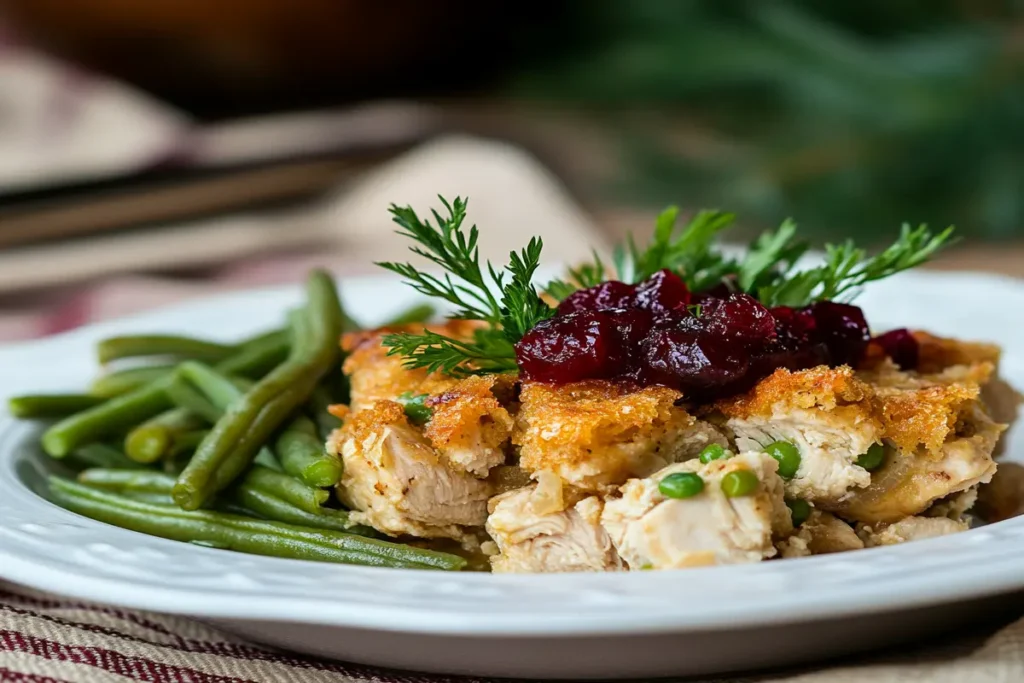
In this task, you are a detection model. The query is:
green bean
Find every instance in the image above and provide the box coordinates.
[41,326,291,458]
[41,382,172,458]
[383,303,436,326]
[177,362,244,411]
[50,477,464,570]
[67,443,142,470]
[241,465,328,515]
[219,330,290,378]
[276,415,343,487]
[172,362,282,471]
[78,468,176,494]
[89,365,176,398]
[168,430,208,458]
[174,271,343,510]
[307,383,344,438]
[98,335,236,365]
[253,448,284,472]
[124,407,207,463]
[229,486,376,536]
[165,378,222,423]
[119,492,179,506]
[8,394,105,419]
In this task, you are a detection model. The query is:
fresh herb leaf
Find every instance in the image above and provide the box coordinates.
[546,250,607,301]
[377,196,553,375]
[758,224,955,307]
[614,208,737,288]
[737,219,809,292]
[395,392,433,425]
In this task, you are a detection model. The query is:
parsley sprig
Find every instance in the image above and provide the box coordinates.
[376,196,553,376]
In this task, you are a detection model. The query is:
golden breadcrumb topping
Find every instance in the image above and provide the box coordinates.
[912,330,1001,374]
[514,380,726,491]
[713,365,873,420]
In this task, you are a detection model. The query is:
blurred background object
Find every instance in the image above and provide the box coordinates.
[0,0,1021,339]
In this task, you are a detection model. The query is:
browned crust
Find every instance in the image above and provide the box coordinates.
[713,365,873,420]
[513,380,699,485]
[713,362,995,456]
[341,321,484,411]
[912,331,1001,374]
[874,382,980,455]
[338,399,409,444]
[423,375,515,453]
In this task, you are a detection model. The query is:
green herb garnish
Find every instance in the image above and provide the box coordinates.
[379,195,954,377]
[757,223,955,307]
[377,196,553,376]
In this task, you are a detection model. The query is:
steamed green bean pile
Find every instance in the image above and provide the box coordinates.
[7,271,458,570]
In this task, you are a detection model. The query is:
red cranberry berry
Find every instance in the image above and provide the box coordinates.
[631,269,692,318]
[701,294,776,349]
[691,277,737,303]
[770,306,817,346]
[556,280,634,316]
[515,309,652,383]
[874,328,919,370]
[810,301,870,367]
[640,323,750,394]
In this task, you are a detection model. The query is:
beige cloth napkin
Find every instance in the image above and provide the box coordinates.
[0,135,606,293]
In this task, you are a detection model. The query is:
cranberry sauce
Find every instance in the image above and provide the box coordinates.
[873,328,919,370]
[516,269,894,400]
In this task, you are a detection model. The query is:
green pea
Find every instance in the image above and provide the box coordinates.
[721,470,759,497]
[396,391,432,425]
[765,441,801,480]
[786,498,812,527]
[856,443,886,471]
[698,443,729,464]
[659,472,705,499]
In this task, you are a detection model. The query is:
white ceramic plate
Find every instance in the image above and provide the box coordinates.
[1,271,1023,680]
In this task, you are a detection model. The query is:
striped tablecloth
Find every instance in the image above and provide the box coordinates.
[4,578,1024,682]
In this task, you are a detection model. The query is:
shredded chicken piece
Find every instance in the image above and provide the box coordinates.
[330,400,492,540]
[515,380,728,492]
[714,366,879,504]
[825,403,1000,524]
[486,486,622,573]
[601,452,791,570]
[777,511,864,558]
[856,516,968,547]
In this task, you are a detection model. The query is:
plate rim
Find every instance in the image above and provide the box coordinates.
[1,269,1023,638]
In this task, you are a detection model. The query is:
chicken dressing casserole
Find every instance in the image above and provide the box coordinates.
[11,196,1021,573]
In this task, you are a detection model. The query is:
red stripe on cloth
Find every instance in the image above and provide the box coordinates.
[0,601,347,673]
[0,668,72,683]
[0,630,253,683]
[1,589,182,640]
[38,291,94,336]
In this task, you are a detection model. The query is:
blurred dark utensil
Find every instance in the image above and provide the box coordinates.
[0,146,408,250]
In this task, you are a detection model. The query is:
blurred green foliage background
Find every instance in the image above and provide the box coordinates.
[506,0,1024,241]
[5,0,1023,243]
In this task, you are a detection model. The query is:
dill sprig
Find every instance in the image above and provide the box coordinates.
[376,196,553,376]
